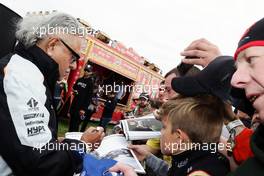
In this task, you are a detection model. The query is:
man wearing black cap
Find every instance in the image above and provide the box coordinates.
[69,64,95,132]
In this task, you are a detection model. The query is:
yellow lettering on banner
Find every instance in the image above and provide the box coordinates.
[188,170,210,176]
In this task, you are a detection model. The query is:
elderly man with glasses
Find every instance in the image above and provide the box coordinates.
[0,12,126,176]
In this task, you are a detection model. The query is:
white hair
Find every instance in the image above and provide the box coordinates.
[16,12,82,48]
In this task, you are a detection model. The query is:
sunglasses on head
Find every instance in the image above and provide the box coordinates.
[59,39,80,63]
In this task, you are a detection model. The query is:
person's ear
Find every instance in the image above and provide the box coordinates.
[176,129,190,143]
[173,129,185,141]
[171,128,181,142]
[46,38,59,57]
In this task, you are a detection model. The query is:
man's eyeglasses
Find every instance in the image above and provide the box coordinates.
[59,39,80,63]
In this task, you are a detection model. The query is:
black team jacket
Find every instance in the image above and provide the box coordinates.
[0,43,85,176]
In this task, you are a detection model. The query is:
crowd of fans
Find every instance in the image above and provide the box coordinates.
[0,10,264,176]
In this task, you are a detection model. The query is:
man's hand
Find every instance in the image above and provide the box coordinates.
[180,38,221,67]
[81,126,105,150]
[128,144,151,161]
[108,162,138,176]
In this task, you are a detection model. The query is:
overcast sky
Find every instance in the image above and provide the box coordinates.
[1,0,263,74]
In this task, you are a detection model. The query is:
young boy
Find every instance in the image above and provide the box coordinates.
[130,95,230,176]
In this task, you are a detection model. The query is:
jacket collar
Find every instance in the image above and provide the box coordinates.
[172,149,204,168]
[14,42,59,94]
[171,146,219,169]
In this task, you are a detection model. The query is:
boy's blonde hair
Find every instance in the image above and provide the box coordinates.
[160,95,228,143]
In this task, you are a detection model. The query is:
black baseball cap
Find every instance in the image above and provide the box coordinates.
[171,56,255,116]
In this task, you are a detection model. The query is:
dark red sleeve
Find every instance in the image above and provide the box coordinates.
[233,128,254,164]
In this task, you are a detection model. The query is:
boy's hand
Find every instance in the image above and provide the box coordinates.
[128,144,151,161]
[180,38,221,67]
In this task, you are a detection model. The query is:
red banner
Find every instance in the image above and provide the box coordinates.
[111,41,145,64]
[89,44,139,80]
